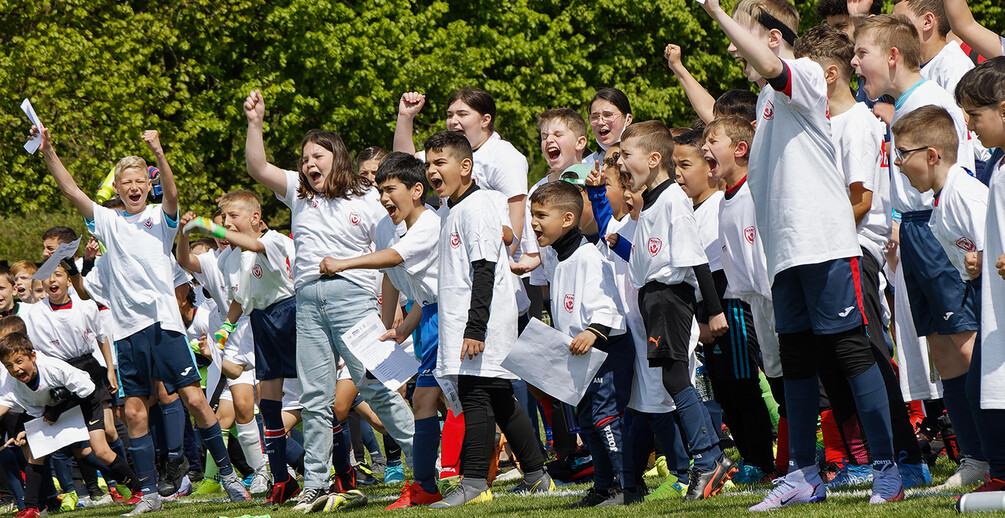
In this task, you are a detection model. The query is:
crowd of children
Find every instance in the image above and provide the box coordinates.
[2,0,1005,515]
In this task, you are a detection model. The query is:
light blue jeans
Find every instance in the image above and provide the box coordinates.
[296,276,415,489]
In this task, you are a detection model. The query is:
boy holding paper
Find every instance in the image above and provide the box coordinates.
[0,331,142,518]
[313,151,446,509]
[530,180,636,507]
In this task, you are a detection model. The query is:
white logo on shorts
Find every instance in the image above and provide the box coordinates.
[181,366,193,376]
[944,312,954,321]
[838,306,855,318]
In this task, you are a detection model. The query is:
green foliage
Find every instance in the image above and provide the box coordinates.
[1,0,1003,246]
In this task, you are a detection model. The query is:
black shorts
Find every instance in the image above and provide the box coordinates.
[78,395,105,432]
[250,296,298,381]
[704,298,761,380]
[65,354,112,405]
[638,281,696,365]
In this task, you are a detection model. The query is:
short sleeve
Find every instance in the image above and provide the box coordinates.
[492,150,529,199]
[88,203,114,241]
[844,119,884,190]
[668,210,708,268]
[58,361,96,398]
[462,205,503,264]
[259,231,295,275]
[392,220,437,276]
[276,169,299,208]
[780,58,829,114]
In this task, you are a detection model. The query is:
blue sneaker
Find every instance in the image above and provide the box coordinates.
[898,461,932,488]
[827,460,872,488]
[749,466,826,511]
[869,461,904,504]
[733,463,767,484]
[384,464,405,485]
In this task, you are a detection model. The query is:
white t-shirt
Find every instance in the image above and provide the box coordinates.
[435,188,518,379]
[542,239,626,339]
[472,132,529,200]
[219,230,296,312]
[718,180,772,301]
[694,191,724,272]
[528,177,550,287]
[22,296,106,361]
[890,79,976,213]
[277,169,387,292]
[981,156,1005,409]
[749,58,862,280]
[922,40,974,98]
[831,102,892,262]
[195,251,232,319]
[0,353,94,418]
[929,164,988,281]
[629,180,706,289]
[86,203,185,337]
[375,209,440,307]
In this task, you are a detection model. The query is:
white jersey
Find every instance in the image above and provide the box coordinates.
[718,179,772,301]
[436,187,518,379]
[831,102,892,263]
[86,203,185,337]
[195,251,232,319]
[542,238,625,339]
[528,177,550,287]
[219,230,296,312]
[890,79,976,213]
[922,40,974,98]
[0,353,94,418]
[277,169,386,292]
[22,296,106,361]
[375,209,439,307]
[930,164,989,281]
[750,58,862,280]
[629,180,706,289]
[981,156,1005,409]
[695,191,724,272]
[472,132,529,200]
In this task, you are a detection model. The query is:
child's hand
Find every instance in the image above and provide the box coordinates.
[965,251,982,279]
[665,44,683,68]
[708,312,729,337]
[586,163,604,187]
[569,331,597,356]
[319,257,350,276]
[510,260,532,276]
[698,322,713,345]
[29,124,51,153]
[398,92,426,119]
[142,130,163,155]
[379,327,409,344]
[179,211,198,227]
[997,254,1005,280]
[84,237,100,260]
[873,102,895,126]
[106,367,118,393]
[0,437,13,451]
[14,431,26,446]
[245,90,265,124]
[197,333,213,357]
[606,233,620,248]
[700,0,721,15]
[461,338,484,360]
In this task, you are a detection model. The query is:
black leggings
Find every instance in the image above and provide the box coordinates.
[457,376,545,479]
[711,376,776,472]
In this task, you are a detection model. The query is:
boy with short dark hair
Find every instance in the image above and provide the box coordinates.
[531,181,636,506]
[422,131,552,508]
[702,0,903,507]
[617,120,736,501]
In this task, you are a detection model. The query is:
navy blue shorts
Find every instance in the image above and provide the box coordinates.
[250,296,298,381]
[576,332,635,429]
[117,322,202,397]
[900,211,980,336]
[415,304,440,388]
[771,257,866,335]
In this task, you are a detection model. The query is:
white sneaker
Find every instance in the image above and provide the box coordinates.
[937,458,990,489]
[120,495,163,516]
[249,467,271,494]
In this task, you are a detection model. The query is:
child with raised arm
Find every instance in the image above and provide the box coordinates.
[944,0,1005,60]
[29,123,248,514]
[242,90,415,513]
[701,0,902,507]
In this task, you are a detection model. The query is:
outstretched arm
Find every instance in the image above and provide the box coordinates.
[176,212,203,274]
[182,216,265,253]
[244,90,291,196]
[666,44,717,123]
[143,130,178,217]
[30,125,94,221]
[701,0,785,81]
[393,92,425,155]
[945,0,1003,59]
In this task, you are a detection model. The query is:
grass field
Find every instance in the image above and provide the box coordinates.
[56,456,976,518]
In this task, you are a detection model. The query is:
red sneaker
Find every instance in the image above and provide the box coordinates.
[972,477,1005,493]
[263,478,300,508]
[108,486,125,503]
[15,508,41,518]
[385,481,443,509]
[123,490,143,505]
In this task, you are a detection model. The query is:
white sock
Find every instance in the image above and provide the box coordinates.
[235,419,266,472]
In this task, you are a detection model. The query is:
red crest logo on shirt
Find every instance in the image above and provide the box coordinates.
[377,294,383,307]
[251,264,263,279]
[564,294,575,313]
[349,211,360,226]
[648,237,662,256]
[763,100,774,120]
[143,218,153,229]
[450,232,461,249]
[956,237,977,252]
[313,200,319,208]
[744,226,756,244]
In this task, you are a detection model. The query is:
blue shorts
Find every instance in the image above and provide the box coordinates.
[577,332,634,429]
[900,211,980,336]
[250,296,298,381]
[415,304,440,388]
[771,257,866,335]
[116,322,202,397]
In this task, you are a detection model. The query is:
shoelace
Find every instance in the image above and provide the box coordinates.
[873,465,900,497]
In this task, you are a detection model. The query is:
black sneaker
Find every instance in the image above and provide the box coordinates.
[623,488,644,505]
[569,487,611,509]
[187,468,204,484]
[684,456,738,501]
[355,465,378,486]
[159,456,190,497]
[597,487,626,507]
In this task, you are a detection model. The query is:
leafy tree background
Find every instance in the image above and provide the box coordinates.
[1,0,1002,261]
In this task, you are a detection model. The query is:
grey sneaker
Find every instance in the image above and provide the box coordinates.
[428,482,492,508]
[220,472,251,502]
[937,458,990,489]
[120,495,163,516]
[292,487,329,513]
[249,467,271,495]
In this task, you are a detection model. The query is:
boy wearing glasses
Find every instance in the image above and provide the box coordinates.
[853,15,986,489]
